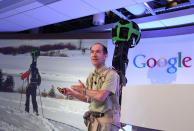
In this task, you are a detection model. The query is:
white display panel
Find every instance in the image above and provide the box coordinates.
[107,33,194,85]
[121,84,194,131]
[107,33,194,130]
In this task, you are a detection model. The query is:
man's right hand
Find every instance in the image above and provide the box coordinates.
[57,87,88,102]
[57,87,73,96]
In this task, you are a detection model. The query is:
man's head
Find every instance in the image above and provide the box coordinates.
[90,43,108,70]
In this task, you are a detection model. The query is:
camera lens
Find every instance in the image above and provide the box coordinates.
[119,27,129,39]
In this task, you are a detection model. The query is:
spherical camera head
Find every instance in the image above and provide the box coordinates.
[111,19,141,48]
[30,49,40,70]
[31,49,40,59]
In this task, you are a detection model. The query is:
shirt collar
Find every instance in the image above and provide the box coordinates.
[94,66,107,75]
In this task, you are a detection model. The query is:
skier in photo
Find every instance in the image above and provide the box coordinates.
[21,50,41,115]
[21,62,41,115]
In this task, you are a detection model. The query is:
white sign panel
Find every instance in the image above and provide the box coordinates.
[107,33,194,130]
[121,84,194,131]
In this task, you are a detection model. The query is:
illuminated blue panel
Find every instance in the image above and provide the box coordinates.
[161,14,194,26]
[138,21,164,29]
[138,14,194,29]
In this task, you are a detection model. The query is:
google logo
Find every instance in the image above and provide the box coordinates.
[133,52,192,74]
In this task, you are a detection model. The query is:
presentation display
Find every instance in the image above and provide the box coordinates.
[107,33,194,131]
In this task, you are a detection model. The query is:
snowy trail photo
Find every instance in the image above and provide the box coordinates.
[0,92,88,131]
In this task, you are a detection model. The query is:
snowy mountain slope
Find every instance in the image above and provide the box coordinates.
[0,92,88,131]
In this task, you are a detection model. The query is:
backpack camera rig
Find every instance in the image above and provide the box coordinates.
[111,19,141,104]
[30,49,40,85]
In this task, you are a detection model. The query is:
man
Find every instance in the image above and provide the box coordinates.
[24,63,41,115]
[61,43,121,131]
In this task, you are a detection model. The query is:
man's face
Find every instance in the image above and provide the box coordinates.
[90,44,107,69]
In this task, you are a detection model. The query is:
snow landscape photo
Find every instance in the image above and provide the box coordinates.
[0,39,132,131]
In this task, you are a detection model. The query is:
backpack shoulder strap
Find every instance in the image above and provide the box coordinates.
[87,72,94,90]
[100,66,119,84]
[88,67,120,90]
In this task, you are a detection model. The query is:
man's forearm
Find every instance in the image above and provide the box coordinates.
[70,80,109,102]
[85,89,109,101]
[72,91,88,102]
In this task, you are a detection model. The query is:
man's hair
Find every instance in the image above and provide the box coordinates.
[90,43,108,54]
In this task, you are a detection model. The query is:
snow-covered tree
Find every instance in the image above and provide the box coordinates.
[41,88,47,97]
[48,86,56,98]
[4,75,14,92]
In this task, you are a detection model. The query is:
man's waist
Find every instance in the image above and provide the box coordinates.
[89,109,118,118]
[90,111,104,118]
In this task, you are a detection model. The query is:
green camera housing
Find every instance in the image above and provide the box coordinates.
[30,49,40,58]
[111,20,141,45]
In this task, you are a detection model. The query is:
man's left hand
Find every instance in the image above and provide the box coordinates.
[71,80,85,93]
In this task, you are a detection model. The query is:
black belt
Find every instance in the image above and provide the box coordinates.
[90,111,104,118]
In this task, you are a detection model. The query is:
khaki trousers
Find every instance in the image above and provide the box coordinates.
[87,110,121,131]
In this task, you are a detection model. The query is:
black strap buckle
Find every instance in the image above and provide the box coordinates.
[91,111,104,118]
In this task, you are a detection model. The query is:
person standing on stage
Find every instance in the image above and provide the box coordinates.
[60,43,121,131]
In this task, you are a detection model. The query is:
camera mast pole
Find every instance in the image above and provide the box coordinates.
[111,19,141,105]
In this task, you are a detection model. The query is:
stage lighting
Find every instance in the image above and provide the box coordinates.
[166,0,178,8]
